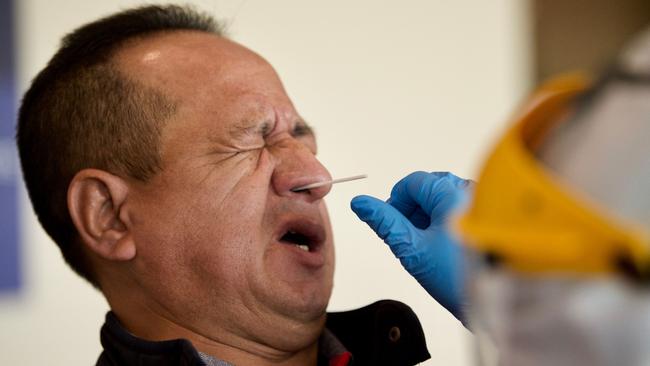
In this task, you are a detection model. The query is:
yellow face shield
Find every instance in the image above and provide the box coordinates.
[456,74,650,278]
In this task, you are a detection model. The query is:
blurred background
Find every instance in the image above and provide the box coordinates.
[0,0,648,365]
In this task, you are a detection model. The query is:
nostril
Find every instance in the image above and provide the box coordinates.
[286,179,332,201]
[290,179,330,193]
[291,174,367,193]
[292,187,314,195]
[290,185,328,198]
[305,182,333,200]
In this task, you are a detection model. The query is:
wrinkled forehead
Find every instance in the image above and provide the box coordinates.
[113,30,289,106]
[111,30,301,145]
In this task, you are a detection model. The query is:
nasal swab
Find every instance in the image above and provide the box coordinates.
[292,174,367,192]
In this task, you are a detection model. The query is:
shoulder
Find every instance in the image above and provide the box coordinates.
[326,299,431,366]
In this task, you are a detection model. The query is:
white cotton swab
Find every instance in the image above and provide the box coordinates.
[291,174,367,192]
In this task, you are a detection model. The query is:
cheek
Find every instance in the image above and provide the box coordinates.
[180,183,272,272]
[132,200,265,302]
[129,151,276,286]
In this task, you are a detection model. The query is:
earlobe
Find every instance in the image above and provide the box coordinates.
[68,169,136,261]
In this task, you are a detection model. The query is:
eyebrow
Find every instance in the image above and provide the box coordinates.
[228,119,316,140]
[228,119,271,139]
[293,120,316,137]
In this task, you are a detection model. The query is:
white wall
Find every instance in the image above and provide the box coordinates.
[1,1,533,364]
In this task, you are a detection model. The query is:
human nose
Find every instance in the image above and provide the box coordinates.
[271,139,332,201]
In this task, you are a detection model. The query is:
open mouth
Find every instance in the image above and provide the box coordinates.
[276,220,325,253]
[280,231,313,252]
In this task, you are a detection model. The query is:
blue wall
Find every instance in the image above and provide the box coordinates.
[0,0,21,293]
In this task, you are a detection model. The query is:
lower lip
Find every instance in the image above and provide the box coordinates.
[276,241,325,268]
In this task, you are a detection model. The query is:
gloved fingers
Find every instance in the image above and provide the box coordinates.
[428,178,477,226]
[426,179,469,225]
[398,179,468,230]
[351,195,420,257]
[387,171,431,218]
[389,171,470,222]
[457,178,475,196]
[405,206,430,230]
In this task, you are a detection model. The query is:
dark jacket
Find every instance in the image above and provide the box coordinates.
[97,300,431,366]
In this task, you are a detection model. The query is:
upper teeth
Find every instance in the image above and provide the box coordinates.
[296,244,309,252]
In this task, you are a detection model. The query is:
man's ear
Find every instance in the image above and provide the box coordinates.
[67,169,136,261]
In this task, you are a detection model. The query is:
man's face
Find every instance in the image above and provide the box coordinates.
[115,31,334,343]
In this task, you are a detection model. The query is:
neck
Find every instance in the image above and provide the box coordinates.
[102,283,322,366]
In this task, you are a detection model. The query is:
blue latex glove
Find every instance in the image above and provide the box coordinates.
[350,171,471,321]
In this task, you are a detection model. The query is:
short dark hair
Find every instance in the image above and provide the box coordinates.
[16,4,223,288]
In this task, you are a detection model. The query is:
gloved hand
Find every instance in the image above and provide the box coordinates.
[350,171,471,322]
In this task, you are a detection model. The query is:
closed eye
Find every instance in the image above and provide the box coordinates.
[260,121,273,137]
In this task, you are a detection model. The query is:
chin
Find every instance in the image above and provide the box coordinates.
[271,280,332,325]
[291,288,331,321]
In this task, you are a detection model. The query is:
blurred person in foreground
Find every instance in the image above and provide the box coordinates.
[353,27,650,365]
[16,5,431,366]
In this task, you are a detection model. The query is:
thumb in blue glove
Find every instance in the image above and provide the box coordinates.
[350,171,471,322]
